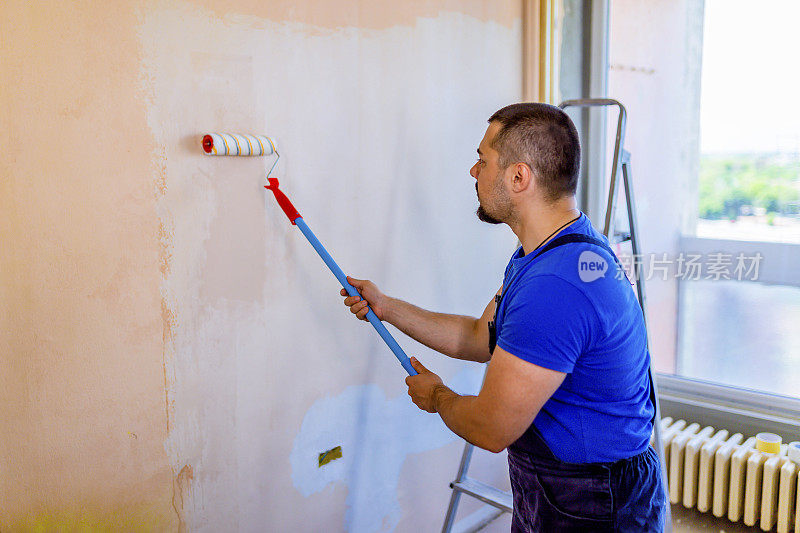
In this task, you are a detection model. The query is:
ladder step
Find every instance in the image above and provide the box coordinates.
[450,478,513,513]
[452,504,505,533]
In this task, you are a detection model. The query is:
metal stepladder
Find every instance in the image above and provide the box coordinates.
[441,99,671,533]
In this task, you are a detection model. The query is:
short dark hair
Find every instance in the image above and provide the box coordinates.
[488,103,580,202]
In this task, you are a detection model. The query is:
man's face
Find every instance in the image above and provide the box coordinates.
[470,122,512,225]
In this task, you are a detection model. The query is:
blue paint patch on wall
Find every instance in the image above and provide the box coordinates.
[290,366,483,532]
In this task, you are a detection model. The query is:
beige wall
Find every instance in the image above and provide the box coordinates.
[1,1,522,530]
[1,2,176,529]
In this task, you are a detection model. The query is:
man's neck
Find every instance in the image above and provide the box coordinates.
[510,198,580,256]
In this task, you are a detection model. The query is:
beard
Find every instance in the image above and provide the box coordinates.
[477,205,503,224]
[475,182,505,225]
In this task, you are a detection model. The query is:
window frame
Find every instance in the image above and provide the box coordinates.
[657,372,800,439]
[678,235,800,287]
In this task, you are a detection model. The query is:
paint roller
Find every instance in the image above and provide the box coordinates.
[202,133,276,156]
[201,133,417,376]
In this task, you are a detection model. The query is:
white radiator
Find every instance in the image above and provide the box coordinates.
[654,418,800,532]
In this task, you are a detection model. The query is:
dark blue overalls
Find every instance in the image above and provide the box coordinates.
[488,234,667,532]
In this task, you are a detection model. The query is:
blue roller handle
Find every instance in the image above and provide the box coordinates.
[294,217,418,376]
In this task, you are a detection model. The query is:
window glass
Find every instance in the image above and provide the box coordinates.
[678,280,800,397]
[697,0,800,243]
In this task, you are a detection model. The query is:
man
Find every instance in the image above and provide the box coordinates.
[341,103,667,531]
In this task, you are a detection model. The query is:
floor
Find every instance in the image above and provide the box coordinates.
[474,505,762,532]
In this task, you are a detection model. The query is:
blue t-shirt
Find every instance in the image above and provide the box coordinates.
[494,212,654,463]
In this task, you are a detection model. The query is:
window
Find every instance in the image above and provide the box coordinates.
[678,0,800,399]
[678,280,800,396]
[696,0,800,244]
[605,0,800,404]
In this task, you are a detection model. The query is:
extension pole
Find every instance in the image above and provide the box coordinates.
[265,178,417,376]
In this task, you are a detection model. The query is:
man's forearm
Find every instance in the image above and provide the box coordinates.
[384,298,486,361]
[432,385,505,453]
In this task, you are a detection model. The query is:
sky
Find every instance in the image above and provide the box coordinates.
[700,0,800,153]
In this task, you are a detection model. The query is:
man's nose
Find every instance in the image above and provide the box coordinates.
[470,163,478,179]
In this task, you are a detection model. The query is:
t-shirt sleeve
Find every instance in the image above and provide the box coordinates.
[496,275,596,373]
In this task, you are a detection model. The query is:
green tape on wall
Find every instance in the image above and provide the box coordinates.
[318,446,342,467]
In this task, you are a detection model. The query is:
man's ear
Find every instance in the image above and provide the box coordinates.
[510,162,534,193]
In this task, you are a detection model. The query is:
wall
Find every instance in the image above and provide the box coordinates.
[1,1,522,531]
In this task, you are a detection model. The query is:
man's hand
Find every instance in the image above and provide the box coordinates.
[405,357,447,413]
[404,349,566,453]
[340,276,389,321]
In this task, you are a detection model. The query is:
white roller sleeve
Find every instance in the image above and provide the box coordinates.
[202,133,275,156]
[788,441,800,464]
